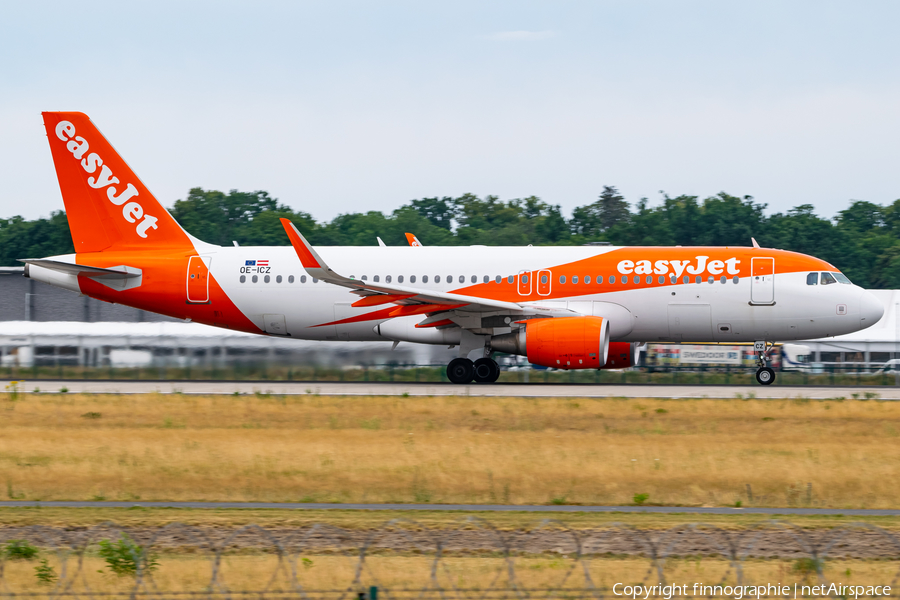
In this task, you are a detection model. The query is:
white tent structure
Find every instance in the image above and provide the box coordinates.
[0,321,453,369]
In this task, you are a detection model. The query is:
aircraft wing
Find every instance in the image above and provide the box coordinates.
[280,219,553,317]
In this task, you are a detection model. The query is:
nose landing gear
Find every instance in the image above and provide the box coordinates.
[754,340,776,385]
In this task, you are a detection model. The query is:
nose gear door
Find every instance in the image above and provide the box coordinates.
[186,256,211,303]
[750,257,774,305]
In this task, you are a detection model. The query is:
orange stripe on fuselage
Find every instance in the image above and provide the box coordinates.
[445,247,835,303]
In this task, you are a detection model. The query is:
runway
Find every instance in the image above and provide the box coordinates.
[3,379,898,399]
[1,500,898,516]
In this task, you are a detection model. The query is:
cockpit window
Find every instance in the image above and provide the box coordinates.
[820,272,837,285]
[834,272,852,284]
[806,272,818,285]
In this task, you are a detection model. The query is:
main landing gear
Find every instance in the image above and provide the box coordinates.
[447,357,500,384]
[754,341,776,386]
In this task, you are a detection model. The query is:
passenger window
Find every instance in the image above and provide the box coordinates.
[471,275,477,283]
[683,276,689,284]
[573,276,579,284]
[646,276,652,284]
[720,276,726,284]
[821,272,836,285]
[459,275,465,284]
[276,275,282,283]
[559,275,567,284]
[609,276,616,284]
[398,275,404,283]
[423,275,428,283]
[584,276,591,284]
[597,276,604,284]
[435,275,440,283]
[240,275,246,283]
[521,275,529,284]
[507,275,514,284]
[658,275,665,284]
[707,276,714,284]
[386,275,392,283]
[300,275,307,283]
[252,275,258,283]
[483,275,489,283]
[695,276,702,284]
[807,272,818,285]
[633,276,640,284]
[312,278,318,283]
[669,274,676,284]
[264,275,270,283]
[374,275,380,282]
[410,275,416,283]
[495,275,501,283]
[732,276,739,284]
[541,274,548,284]
[361,275,367,281]
[288,275,294,283]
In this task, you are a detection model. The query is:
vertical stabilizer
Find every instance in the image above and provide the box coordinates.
[41,112,194,253]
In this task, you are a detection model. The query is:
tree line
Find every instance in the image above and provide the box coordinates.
[2,186,899,288]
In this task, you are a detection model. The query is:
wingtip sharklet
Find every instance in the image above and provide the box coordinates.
[280,218,324,270]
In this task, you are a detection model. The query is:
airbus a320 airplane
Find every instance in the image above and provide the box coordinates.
[24,112,884,385]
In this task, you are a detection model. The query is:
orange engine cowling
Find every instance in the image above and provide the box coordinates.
[602,342,637,369]
[491,316,610,370]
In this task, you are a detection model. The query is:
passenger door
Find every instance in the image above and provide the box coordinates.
[750,257,775,305]
[186,256,211,303]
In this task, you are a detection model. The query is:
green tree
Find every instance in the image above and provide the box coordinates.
[570,186,630,238]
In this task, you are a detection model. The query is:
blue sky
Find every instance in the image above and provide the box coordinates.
[2,1,900,222]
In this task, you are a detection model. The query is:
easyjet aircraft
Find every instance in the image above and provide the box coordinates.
[24,112,883,385]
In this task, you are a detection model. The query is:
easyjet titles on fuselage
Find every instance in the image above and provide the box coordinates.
[617,256,741,278]
[54,121,159,238]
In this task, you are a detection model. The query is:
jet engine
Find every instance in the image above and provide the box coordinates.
[491,316,610,370]
[603,342,638,369]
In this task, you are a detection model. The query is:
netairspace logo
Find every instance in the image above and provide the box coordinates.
[612,583,892,600]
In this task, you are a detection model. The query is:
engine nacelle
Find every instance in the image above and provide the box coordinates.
[491,316,610,370]
[602,342,638,369]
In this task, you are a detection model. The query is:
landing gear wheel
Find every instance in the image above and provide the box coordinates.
[756,367,775,386]
[474,358,500,383]
[447,358,475,384]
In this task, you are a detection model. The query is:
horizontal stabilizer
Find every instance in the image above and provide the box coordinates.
[20,258,143,291]
[20,259,141,279]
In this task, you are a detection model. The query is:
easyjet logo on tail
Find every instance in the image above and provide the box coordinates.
[55,121,158,238]
[617,256,741,277]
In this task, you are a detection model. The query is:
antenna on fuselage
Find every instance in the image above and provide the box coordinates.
[377,237,386,247]
[751,237,760,248]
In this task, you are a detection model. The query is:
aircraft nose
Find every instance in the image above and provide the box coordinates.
[860,291,884,327]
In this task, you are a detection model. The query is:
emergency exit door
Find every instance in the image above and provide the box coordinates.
[750,257,774,305]
[187,256,211,303]
[537,269,552,296]
[517,270,532,296]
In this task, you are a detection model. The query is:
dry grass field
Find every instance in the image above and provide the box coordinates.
[2,392,900,508]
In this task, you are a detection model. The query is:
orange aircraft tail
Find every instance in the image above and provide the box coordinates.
[41,112,194,253]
